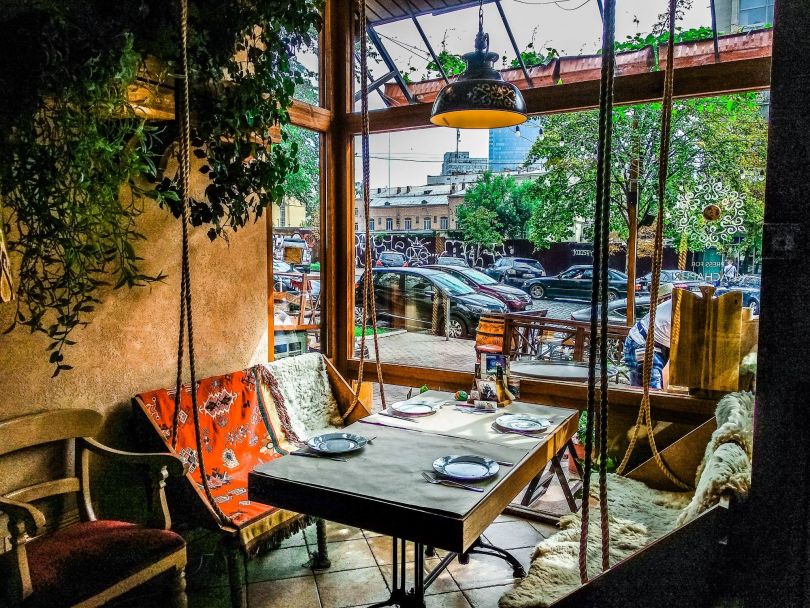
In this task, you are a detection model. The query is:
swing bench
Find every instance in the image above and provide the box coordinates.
[133,353,372,607]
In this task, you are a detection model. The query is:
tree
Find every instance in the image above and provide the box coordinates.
[455,172,536,245]
[524,92,768,255]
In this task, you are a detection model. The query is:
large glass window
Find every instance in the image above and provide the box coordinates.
[272,128,322,359]
[740,0,775,27]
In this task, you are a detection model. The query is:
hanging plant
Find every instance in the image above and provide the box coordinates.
[150,0,323,240]
[0,0,324,374]
[0,8,166,376]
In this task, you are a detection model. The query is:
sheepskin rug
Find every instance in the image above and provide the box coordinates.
[499,475,692,608]
[500,392,754,608]
[263,353,343,438]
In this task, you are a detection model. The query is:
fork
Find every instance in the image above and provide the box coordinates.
[421,471,484,493]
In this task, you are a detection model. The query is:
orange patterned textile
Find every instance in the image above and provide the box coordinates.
[136,367,298,530]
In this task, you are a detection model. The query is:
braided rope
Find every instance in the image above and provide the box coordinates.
[615,0,691,491]
[170,0,230,525]
[579,0,616,583]
[345,0,386,420]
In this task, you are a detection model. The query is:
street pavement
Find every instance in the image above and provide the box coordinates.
[364,296,587,373]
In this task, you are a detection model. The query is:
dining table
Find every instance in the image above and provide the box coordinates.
[248,391,578,608]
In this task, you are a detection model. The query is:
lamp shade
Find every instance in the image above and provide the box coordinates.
[430,38,527,129]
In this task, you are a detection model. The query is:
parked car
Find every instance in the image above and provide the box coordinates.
[636,269,709,293]
[436,255,469,267]
[524,265,634,301]
[423,265,532,311]
[571,296,651,324]
[376,251,408,267]
[483,257,546,287]
[717,274,761,315]
[355,268,506,339]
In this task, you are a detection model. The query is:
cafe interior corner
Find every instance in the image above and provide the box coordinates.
[0,0,807,606]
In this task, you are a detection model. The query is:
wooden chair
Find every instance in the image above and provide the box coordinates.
[0,409,188,607]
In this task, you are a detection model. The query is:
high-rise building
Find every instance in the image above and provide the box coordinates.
[488,118,543,173]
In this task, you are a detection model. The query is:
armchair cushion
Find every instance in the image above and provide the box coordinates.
[24,520,184,607]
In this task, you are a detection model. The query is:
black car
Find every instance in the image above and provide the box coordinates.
[483,257,546,287]
[375,251,408,267]
[717,274,761,315]
[355,268,506,339]
[637,269,709,293]
[423,265,533,311]
[571,296,651,324]
[523,265,633,301]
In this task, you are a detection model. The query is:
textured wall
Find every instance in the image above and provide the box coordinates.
[0,198,269,500]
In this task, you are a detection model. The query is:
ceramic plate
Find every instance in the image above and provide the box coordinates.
[432,455,499,481]
[306,432,368,454]
[390,399,439,416]
[494,414,550,434]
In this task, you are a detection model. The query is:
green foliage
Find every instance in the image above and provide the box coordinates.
[0,1,323,372]
[427,50,466,78]
[0,11,165,375]
[510,43,559,69]
[614,26,715,54]
[455,172,536,246]
[524,93,768,257]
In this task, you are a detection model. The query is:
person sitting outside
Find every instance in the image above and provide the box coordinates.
[623,283,674,390]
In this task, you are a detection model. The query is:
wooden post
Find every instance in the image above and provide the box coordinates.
[322,0,353,372]
[626,117,640,327]
[742,2,810,605]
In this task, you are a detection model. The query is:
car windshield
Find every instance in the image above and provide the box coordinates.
[438,257,465,266]
[741,275,761,287]
[460,268,498,285]
[383,253,405,263]
[430,273,476,296]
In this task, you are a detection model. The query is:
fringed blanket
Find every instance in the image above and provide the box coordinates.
[135,358,340,549]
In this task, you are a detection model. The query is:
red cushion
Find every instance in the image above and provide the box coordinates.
[24,520,185,607]
[475,344,502,354]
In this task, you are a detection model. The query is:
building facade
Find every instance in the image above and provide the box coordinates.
[715,0,775,32]
[440,151,488,176]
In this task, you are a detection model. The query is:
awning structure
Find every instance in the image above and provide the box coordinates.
[382,28,773,106]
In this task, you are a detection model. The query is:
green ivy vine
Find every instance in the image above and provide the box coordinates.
[0,0,323,374]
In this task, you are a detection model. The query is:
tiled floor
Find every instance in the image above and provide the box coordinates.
[176,514,559,608]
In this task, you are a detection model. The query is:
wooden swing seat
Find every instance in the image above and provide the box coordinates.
[132,353,371,607]
[501,392,753,608]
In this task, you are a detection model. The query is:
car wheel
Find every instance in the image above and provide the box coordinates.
[530,284,546,299]
[446,315,467,339]
[354,305,364,325]
[749,299,760,315]
[607,290,619,302]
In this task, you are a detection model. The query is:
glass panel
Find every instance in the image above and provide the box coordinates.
[272,128,322,358]
[740,7,767,26]
[293,29,320,105]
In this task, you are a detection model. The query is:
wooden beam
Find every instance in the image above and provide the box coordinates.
[345,55,772,134]
[322,0,354,373]
[288,100,333,133]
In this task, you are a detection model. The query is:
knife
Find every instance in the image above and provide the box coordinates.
[288,451,347,462]
[379,410,419,423]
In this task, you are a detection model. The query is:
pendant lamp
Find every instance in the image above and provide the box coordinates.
[430,0,527,129]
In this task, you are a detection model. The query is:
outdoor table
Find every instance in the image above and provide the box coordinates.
[248,393,577,607]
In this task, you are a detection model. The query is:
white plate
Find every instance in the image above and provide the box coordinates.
[433,455,499,481]
[390,400,439,416]
[494,414,550,434]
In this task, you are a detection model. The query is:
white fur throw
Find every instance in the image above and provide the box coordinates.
[262,354,343,439]
[499,475,692,608]
[500,392,755,608]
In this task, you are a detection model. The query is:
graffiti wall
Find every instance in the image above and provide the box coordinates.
[353,234,680,276]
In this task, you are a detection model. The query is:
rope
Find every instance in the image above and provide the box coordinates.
[345,0,386,420]
[170,0,230,525]
[0,198,13,303]
[615,0,691,491]
[578,0,615,583]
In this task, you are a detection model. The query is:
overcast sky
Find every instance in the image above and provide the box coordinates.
[310,0,714,188]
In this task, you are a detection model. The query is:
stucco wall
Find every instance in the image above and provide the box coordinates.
[0,199,269,501]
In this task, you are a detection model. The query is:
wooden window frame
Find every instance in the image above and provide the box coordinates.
[311,0,772,425]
